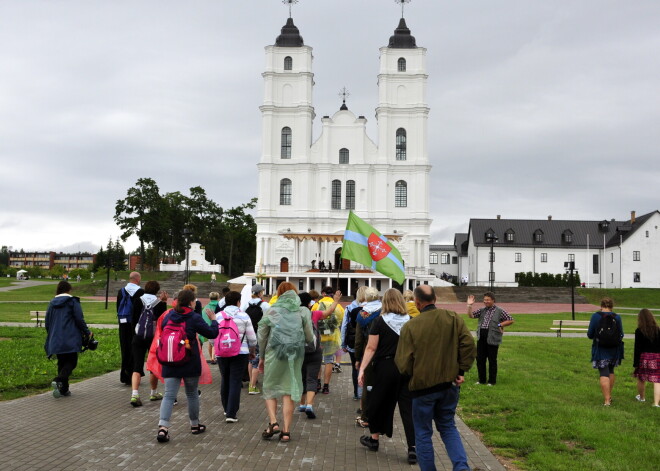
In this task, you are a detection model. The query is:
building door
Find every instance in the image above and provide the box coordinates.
[280,257,289,273]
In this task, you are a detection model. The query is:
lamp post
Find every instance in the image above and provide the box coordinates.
[104,244,112,310]
[565,261,577,320]
[486,233,498,291]
[183,228,191,285]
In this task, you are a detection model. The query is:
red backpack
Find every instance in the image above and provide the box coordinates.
[214,311,244,357]
[157,314,191,366]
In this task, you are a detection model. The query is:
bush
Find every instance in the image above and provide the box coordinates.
[516,272,581,287]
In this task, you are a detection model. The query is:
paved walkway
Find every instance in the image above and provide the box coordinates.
[0,280,57,292]
[1,366,505,471]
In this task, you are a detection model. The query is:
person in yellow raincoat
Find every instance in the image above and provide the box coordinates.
[312,286,345,394]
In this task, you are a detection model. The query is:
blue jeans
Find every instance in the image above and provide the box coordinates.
[159,376,200,428]
[412,386,470,471]
[218,354,249,419]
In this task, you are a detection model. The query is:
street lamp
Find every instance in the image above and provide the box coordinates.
[486,233,498,291]
[564,261,577,320]
[183,228,192,285]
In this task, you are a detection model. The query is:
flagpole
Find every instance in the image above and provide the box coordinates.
[336,255,342,292]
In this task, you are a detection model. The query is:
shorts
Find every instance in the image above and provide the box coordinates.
[250,349,260,369]
[323,354,336,364]
[131,336,154,376]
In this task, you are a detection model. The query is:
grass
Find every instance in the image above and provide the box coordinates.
[578,288,660,309]
[0,326,120,401]
[0,302,125,324]
[459,337,660,471]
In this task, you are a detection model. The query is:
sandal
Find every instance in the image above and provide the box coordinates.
[279,432,291,442]
[156,428,169,443]
[191,424,207,435]
[262,422,281,439]
[356,417,369,428]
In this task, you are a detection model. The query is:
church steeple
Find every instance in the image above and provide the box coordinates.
[388,18,416,49]
[275,17,304,47]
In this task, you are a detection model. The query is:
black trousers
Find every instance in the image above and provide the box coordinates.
[54,352,78,393]
[348,351,359,397]
[218,354,249,419]
[118,322,134,384]
[476,329,500,385]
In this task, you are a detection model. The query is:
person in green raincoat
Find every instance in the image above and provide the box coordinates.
[201,292,220,364]
[258,282,314,443]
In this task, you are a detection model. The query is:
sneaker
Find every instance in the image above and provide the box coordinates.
[407,447,417,464]
[653,404,660,408]
[225,417,239,423]
[61,390,71,397]
[332,362,342,373]
[51,381,62,398]
[173,398,178,406]
[305,407,316,419]
[198,389,202,397]
[322,384,330,394]
[248,386,261,395]
[298,405,307,412]
[635,394,646,402]
[475,381,484,385]
[150,392,163,401]
[487,383,494,387]
[131,395,143,407]
[359,435,379,451]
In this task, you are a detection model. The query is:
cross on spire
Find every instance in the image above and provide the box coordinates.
[282,0,299,18]
[395,0,411,18]
[338,87,350,106]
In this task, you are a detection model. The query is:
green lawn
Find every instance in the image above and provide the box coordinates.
[0,326,120,401]
[578,288,660,309]
[459,337,660,471]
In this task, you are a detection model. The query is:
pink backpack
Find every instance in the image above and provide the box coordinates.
[214,311,244,357]
[157,316,191,366]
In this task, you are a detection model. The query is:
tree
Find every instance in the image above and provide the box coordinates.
[0,246,8,266]
[114,178,163,270]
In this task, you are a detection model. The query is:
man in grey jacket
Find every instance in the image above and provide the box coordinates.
[467,292,514,386]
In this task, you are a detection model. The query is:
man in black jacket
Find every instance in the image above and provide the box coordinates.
[117,271,144,385]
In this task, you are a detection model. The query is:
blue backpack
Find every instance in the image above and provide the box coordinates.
[117,288,133,322]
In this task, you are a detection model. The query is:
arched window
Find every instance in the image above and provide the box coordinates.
[281,127,291,159]
[284,56,292,71]
[345,180,355,210]
[396,128,407,160]
[339,148,349,164]
[395,180,407,207]
[331,180,342,210]
[429,252,438,264]
[280,178,292,205]
[397,57,406,72]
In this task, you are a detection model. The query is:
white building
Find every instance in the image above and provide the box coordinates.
[160,243,222,273]
[253,14,433,295]
[461,211,660,288]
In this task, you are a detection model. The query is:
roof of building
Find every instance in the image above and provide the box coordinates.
[454,233,469,256]
[275,18,304,47]
[467,211,659,249]
[388,18,417,49]
[429,245,455,252]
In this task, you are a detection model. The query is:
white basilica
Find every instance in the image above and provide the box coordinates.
[253,13,435,296]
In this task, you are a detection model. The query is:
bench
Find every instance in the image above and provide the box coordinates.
[30,311,46,327]
[551,320,589,337]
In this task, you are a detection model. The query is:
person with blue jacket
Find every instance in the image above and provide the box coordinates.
[587,297,624,406]
[157,289,219,443]
[44,281,91,398]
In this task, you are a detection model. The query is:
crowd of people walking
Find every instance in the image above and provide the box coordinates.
[43,272,660,471]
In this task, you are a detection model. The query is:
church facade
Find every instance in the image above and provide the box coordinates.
[253,15,433,296]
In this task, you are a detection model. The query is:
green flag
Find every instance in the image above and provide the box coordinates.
[342,211,405,284]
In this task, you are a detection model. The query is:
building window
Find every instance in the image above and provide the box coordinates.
[633,272,641,283]
[505,230,515,242]
[610,253,614,263]
[339,148,349,164]
[541,253,547,263]
[515,253,521,262]
[568,254,575,262]
[397,57,406,72]
[534,230,544,243]
[485,230,496,243]
[562,230,573,244]
[396,128,407,161]
[452,256,458,264]
[430,253,438,264]
[593,254,599,274]
[331,180,341,210]
[646,231,649,237]
[395,180,407,207]
[281,127,292,159]
[441,253,449,264]
[633,251,640,261]
[345,180,355,210]
[284,56,292,70]
[279,178,292,205]
[611,273,614,283]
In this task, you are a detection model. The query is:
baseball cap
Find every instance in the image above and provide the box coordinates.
[251,284,265,294]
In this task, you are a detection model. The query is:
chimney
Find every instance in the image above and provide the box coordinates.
[496,215,501,220]
[548,215,552,221]
[631,211,636,224]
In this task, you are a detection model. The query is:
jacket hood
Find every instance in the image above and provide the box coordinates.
[51,294,80,307]
[140,293,159,308]
[167,306,193,323]
[222,305,241,316]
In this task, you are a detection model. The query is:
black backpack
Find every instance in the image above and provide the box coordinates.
[305,322,322,354]
[135,303,156,339]
[597,312,621,348]
[345,305,361,349]
[245,302,264,335]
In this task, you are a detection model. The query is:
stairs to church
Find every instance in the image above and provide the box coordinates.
[434,286,588,304]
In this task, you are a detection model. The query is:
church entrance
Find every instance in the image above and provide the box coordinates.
[280,257,289,272]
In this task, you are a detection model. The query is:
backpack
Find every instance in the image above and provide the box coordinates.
[597,312,621,348]
[317,300,339,335]
[305,321,322,354]
[117,288,133,322]
[156,314,191,366]
[215,311,245,358]
[269,310,305,360]
[245,302,264,335]
[345,305,361,349]
[135,302,156,339]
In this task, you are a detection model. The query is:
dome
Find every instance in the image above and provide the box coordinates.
[388,18,417,49]
[275,18,304,47]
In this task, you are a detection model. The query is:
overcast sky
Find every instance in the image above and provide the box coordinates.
[1,0,659,254]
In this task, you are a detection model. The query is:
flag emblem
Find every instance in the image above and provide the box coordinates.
[368,233,391,261]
